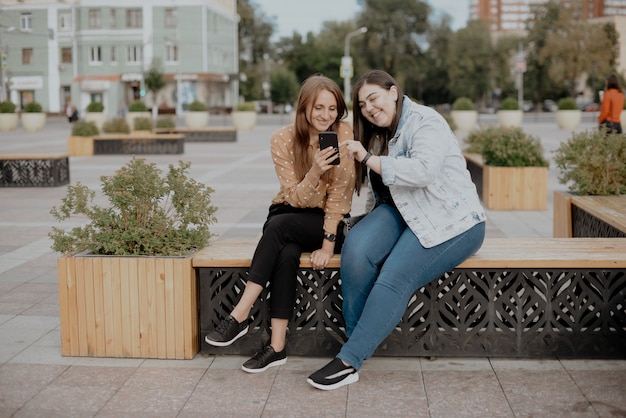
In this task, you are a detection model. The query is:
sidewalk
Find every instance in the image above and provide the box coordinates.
[0,113,624,417]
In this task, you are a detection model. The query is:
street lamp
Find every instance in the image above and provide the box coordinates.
[341,26,367,101]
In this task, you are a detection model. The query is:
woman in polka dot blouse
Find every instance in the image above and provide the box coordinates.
[205,74,356,373]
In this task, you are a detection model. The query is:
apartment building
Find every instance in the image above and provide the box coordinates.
[470,0,626,34]
[0,0,238,116]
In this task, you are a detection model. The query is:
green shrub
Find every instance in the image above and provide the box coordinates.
[133,116,153,131]
[236,101,256,111]
[102,117,130,133]
[128,100,148,112]
[156,116,176,129]
[557,97,577,110]
[0,100,16,113]
[86,101,104,112]
[452,97,474,111]
[49,157,218,256]
[71,120,99,136]
[188,100,207,111]
[465,126,548,167]
[500,97,519,110]
[24,101,43,113]
[554,129,626,195]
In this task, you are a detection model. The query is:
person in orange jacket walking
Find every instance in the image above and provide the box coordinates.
[598,73,625,134]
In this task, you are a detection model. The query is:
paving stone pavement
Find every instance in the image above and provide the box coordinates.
[0,112,625,417]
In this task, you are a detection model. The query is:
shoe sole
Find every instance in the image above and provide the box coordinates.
[241,357,287,374]
[204,325,249,347]
[306,372,359,391]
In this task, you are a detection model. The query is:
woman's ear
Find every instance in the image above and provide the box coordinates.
[390,86,399,102]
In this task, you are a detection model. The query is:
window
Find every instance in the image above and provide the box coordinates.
[126,9,142,28]
[20,13,32,31]
[22,48,33,65]
[59,13,71,31]
[165,42,178,63]
[126,45,142,63]
[111,9,117,28]
[111,46,117,64]
[165,8,177,27]
[89,46,102,64]
[88,9,102,28]
[61,47,72,64]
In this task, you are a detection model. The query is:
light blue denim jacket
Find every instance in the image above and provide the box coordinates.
[366,97,486,248]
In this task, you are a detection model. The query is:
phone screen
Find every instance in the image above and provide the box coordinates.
[319,131,340,165]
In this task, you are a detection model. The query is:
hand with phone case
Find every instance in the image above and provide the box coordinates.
[318,131,340,165]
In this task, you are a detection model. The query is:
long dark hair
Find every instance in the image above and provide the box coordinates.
[352,70,404,193]
[292,75,347,181]
[606,73,622,91]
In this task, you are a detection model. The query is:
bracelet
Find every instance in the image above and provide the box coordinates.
[361,152,372,166]
[323,232,337,242]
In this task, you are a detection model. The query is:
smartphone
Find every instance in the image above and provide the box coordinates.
[319,131,340,165]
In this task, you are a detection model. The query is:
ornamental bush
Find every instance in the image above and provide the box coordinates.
[49,157,218,256]
[24,101,42,112]
[557,97,578,110]
[156,116,176,129]
[133,116,153,131]
[236,101,256,111]
[0,100,16,113]
[500,97,519,110]
[464,126,548,167]
[71,120,99,136]
[452,97,474,111]
[86,101,104,112]
[554,129,626,195]
[102,117,130,133]
[188,100,207,111]
[128,100,148,112]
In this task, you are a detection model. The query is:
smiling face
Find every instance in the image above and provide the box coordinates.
[357,83,398,128]
[306,89,339,134]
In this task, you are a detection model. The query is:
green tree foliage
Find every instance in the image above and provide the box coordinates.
[144,59,166,119]
[448,20,493,103]
[270,66,300,105]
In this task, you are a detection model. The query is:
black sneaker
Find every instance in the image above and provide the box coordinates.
[307,358,359,390]
[204,315,249,347]
[241,345,287,373]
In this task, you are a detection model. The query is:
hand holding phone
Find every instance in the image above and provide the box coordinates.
[318,131,340,165]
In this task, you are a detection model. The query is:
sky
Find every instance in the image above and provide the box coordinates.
[258,0,470,40]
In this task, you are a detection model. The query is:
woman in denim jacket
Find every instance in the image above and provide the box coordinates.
[308,70,486,390]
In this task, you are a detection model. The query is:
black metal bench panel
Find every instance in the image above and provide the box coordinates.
[0,157,70,187]
[198,267,626,358]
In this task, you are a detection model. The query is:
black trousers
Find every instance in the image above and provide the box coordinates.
[247,204,324,319]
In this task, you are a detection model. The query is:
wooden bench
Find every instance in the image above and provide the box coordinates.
[554,192,626,238]
[193,237,626,359]
[0,154,70,187]
[154,127,237,142]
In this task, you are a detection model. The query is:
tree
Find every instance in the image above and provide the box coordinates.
[356,0,430,77]
[270,66,299,106]
[447,20,493,104]
[144,59,166,119]
[421,16,454,104]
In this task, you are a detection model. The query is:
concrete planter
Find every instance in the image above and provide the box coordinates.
[57,252,199,359]
[450,110,478,131]
[21,113,46,132]
[184,111,209,129]
[497,110,523,128]
[231,111,257,131]
[556,110,582,130]
[0,113,19,131]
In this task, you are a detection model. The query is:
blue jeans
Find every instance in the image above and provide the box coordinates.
[337,203,485,369]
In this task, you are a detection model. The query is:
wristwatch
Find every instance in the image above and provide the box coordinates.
[323,232,337,242]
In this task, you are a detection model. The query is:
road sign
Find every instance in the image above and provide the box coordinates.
[1,53,7,70]
[340,56,353,79]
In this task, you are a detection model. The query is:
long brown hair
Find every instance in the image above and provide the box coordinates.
[606,73,622,91]
[352,70,404,193]
[292,75,347,181]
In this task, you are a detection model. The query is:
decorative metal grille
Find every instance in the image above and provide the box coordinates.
[572,206,626,237]
[0,157,70,187]
[465,158,483,201]
[184,130,237,142]
[199,267,626,358]
[93,138,183,154]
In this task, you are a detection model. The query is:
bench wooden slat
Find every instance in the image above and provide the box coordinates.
[193,237,626,269]
[573,195,626,233]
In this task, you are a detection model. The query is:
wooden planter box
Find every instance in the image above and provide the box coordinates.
[553,191,626,238]
[67,136,94,156]
[58,253,199,359]
[465,153,548,210]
